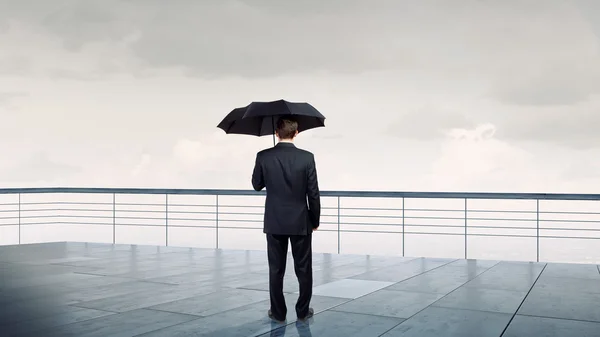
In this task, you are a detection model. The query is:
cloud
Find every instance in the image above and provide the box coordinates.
[424,122,600,192]
[1,0,596,83]
[0,151,81,183]
[0,56,31,76]
[427,124,550,191]
[124,1,411,78]
[0,91,27,110]
[386,106,474,140]
[0,91,26,102]
[130,153,151,177]
[489,55,600,106]
[0,17,146,81]
[125,131,267,188]
[482,97,600,148]
[171,131,260,168]
[574,0,600,38]
[559,155,600,181]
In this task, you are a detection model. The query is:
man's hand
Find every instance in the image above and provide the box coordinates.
[251,153,265,191]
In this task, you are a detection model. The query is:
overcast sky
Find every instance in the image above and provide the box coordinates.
[1,0,600,193]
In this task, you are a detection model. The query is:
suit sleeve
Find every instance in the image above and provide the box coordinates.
[307,154,321,228]
[251,153,265,191]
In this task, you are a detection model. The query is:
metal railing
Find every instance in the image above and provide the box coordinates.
[0,187,599,263]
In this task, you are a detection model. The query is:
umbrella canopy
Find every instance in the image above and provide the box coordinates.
[217,99,325,144]
[216,106,250,134]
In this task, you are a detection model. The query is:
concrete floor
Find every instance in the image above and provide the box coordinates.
[1,242,600,336]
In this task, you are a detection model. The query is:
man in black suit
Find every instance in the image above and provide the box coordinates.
[252,117,321,323]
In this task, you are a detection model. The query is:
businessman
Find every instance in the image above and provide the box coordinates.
[252,117,321,323]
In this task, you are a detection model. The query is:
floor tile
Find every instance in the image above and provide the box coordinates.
[386,270,470,294]
[534,275,600,294]
[541,263,600,280]
[309,279,394,299]
[261,311,404,337]
[446,259,499,269]
[349,258,452,282]
[432,287,528,314]
[333,289,444,318]
[34,308,198,337]
[502,315,600,337]
[518,287,600,322]
[380,306,512,337]
[313,264,381,279]
[488,261,546,276]
[71,283,224,312]
[3,307,115,337]
[0,298,87,325]
[148,288,268,316]
[344,256,418,269]
[0,272,102,290]
[137,295,348,337]
[58,280,176,305]
[462,270,538,291]
[238,271,337,294]
[433,264,490,278]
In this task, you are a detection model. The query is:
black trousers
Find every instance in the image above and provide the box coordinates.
[266,233,313,321]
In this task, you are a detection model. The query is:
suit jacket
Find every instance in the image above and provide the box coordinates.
[252,142,321,235]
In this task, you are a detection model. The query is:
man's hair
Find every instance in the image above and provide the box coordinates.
[276,117,298,139]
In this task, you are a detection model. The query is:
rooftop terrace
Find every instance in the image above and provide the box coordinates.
[1,187,600,336]
[2,242,600,337]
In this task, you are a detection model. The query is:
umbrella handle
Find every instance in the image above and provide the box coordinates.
[272,116,276,146]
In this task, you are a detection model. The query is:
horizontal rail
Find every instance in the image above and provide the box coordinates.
[4,207,600,218]
[1,187,600,200]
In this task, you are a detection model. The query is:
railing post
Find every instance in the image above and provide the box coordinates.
[536,199,539,262]
[112,193,116,244]
[464,198,468,259]
[216,195,219,249]
[337,196,340,254]
[165,194,169,246]
[402,197,405,257]
[18,193,21,245]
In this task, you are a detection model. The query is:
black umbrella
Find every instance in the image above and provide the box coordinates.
[217,99,325,145]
